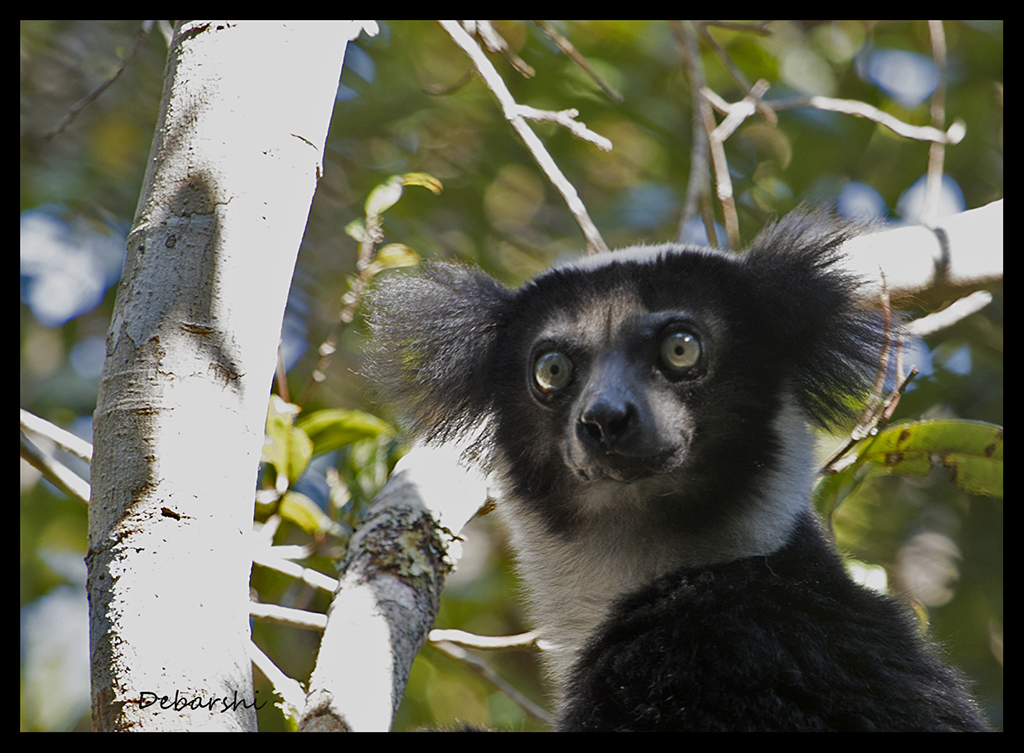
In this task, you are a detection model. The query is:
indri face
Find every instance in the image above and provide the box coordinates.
[480,251,801,536]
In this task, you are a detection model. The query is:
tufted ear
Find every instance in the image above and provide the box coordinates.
[364,263,515,444]
[743,210,892,428]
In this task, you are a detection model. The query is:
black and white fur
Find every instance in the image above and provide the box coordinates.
[366,210,987,731]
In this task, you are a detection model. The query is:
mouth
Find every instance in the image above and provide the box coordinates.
[574,463,642,483]
[569,448,680,483]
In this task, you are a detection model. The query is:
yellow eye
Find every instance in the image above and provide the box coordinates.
[660,331,700,372]
[534,351,572,392]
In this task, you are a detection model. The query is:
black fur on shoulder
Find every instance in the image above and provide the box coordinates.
[559,510,988,732]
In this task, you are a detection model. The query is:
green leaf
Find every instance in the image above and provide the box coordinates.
[814,419,1003,515]
[855,419,1003,498]
[364,172,443,217]
[365,176,405,217]
[263,396,313,486]
[400,172,443,194]
[374,243,420,269]
[345,218,367,242]
[296,408,395,456]
[278,490,339,535]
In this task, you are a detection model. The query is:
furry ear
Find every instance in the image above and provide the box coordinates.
[743,210,892,428]
[364,263,514,443]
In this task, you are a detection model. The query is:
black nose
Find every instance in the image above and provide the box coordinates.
[579,398,636,453]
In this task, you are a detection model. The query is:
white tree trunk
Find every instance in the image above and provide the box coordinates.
[88,20,368,731]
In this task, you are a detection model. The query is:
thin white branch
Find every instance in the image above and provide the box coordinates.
[536,20,624,102]
[810,95,966,144]
[513,105,613,151]
[697,88,739,247]
[249,601,328,631]
[440,20,610,254]
[20,431,91,505]
[907,291,994,338]
[429,628,543,651]
[467,20,535,77]
[922,20,951,228]
[249,640,307,720]
[780,95,965,144]
[706,79,770,142]
[20,409,93,462]
[707,90,965,146]
[252,546,339,593]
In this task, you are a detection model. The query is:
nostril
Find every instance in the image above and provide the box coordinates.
[581,419,607,449]
[580,401,634,452]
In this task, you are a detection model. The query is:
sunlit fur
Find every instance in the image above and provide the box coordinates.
[366,210,987,731]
